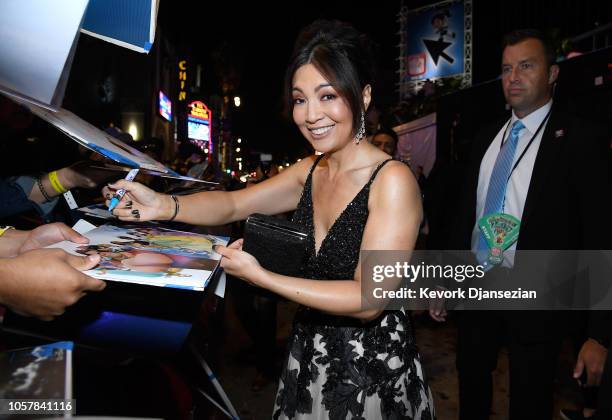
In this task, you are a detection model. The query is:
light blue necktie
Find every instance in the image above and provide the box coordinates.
[477,120,525,265]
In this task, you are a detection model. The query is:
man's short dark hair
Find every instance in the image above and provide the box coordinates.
[502,29,556,67]
[373,126,398,144]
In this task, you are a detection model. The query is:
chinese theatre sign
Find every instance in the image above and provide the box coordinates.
[178,60,187,101]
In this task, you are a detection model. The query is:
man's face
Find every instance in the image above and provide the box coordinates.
[371,133,397,156]
[501,38,558,118]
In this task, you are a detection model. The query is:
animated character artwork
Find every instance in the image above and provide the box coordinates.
[50,224,228,290]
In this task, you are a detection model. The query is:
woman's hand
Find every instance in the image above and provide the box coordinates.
[428,288,447,322]
[102,180,174,221]
[216,239,267,287]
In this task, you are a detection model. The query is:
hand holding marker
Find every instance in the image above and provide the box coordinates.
[108,169,139,212]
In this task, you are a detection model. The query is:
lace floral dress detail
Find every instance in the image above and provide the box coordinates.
[273,156,435,420]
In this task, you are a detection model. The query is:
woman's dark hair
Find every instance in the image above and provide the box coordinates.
[284,20,377,138]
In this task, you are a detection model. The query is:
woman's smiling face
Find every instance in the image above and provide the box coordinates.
[291,64,355,153]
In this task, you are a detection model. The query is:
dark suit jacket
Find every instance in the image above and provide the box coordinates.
[448,104,612,340]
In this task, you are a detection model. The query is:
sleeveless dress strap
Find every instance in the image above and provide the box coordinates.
[307,154,326,177]
[307,155,392,190]
[365,158,393,188]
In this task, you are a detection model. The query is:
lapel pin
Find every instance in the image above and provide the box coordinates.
[555,129,565,138]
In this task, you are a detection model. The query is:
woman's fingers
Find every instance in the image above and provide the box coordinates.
[111,207,141,220]
[215,245,234,258]
[102,185,114,200]
[227,239,244,250]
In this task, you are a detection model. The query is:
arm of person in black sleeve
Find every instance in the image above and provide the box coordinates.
[0,177,56,218]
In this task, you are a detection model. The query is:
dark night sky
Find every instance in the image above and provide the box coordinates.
[63,0,611,161]
[156,0,612,159]
[158,0,403,160]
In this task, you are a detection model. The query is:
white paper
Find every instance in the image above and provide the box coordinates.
[214,272,227,298]
[0,0,89,109]
[76,204,116,220]
[71,219,97,235]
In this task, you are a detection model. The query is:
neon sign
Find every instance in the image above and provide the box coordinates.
[188,101,213,149]
[178,60,187,101]
[158,91,172,121]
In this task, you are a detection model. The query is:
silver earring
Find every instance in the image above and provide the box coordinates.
[354,111,365,144]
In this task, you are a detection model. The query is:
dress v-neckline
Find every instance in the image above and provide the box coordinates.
[310,180,368,258]
[309,157,392,258]
[306,155,393,259]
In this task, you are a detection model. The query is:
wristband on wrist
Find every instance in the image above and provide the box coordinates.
[36,176,53,202]
[167,195,180,222]
[48,170,68,194]
[0,226,14,237]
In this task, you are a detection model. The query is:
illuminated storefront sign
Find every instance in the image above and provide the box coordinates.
[158,90,172,121]
[178,59,187,101]
[188,100,213,153]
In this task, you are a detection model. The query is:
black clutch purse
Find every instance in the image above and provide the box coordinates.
[243,213,308,277]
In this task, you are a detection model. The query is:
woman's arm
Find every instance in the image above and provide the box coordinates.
[219,161,423,320]
[105,156,316,225]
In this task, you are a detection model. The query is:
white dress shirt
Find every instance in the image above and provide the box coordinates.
[471,100,553,266]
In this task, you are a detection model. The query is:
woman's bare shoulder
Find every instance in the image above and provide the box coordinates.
[375,159,415,182]
[370,160,419,203]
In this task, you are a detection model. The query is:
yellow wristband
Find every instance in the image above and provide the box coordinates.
[0,226,14,237]
[49,171,68,194]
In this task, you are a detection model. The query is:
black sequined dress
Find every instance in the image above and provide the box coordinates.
[273,155,435,420]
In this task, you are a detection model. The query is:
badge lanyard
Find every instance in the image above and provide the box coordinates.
[498,108,552,212]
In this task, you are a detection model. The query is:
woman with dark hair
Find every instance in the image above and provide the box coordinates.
[103,19,434,419]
